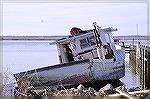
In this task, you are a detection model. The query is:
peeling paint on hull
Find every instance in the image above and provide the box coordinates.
[14,59,125,89]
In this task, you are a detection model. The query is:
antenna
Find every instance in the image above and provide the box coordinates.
[136,24,139,46]
[136,24,138,35]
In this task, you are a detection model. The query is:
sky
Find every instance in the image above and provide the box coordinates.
[3,3,148,36]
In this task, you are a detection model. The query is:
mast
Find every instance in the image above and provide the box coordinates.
[93,22,105,59]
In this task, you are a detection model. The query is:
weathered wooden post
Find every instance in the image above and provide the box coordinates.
[145,47,150,89]
[129,45,137,74]
[129,44,150,90]
[0,40,3,96]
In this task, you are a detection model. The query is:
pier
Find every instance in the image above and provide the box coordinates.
[129,45,150,89]
[114,37,150,90]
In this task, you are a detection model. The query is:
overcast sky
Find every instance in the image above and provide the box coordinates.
[3,3,147,36]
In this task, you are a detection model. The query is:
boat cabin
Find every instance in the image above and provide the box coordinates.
[54,24,118,64]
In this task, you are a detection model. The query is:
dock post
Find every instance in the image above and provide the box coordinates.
[129,45,136,74]
[146,50,150,89]
[148,51,150,89]
[129,44,150,90]
[0,40,3,96]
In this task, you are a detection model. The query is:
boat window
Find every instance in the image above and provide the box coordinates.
[105,33,114,43]
[88,36,96,46]
[104,43,114,59]
[108,33,114,43]
[80,38,89,49]
[105,34,110,43]
[63,44,74,62]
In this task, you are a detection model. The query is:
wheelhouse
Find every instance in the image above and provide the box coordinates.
[53,25,118,64]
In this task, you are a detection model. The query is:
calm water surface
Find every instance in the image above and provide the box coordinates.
[2,40,141,89]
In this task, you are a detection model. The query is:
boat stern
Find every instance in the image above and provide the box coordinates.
[90,59,125,81]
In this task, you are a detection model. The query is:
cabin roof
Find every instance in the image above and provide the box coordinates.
[49,27,117,45]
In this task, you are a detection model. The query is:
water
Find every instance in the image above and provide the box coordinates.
[120,54,140,89]
[2,40,59,83]
[2,40,148,95]
[120,39,150,47]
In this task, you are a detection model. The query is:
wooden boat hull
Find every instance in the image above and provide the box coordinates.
[14,59,125,88]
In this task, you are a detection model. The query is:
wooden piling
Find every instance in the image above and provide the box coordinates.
[129,45,150,89]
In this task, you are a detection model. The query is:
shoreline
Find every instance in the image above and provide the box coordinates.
[0,38,59,40]
[1,35,150,40]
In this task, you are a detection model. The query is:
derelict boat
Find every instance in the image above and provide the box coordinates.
[14,23,125,92]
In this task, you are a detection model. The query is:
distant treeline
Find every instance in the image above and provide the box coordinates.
[0,36,69,40]
[113,35,150,40]
[0,35,150,40]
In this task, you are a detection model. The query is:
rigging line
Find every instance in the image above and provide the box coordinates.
[93,26,102,48]
[34,69,40,83]
[16,70,29,83]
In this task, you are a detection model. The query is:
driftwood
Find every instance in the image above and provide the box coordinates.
[12,83,150,98]
[114,86,137,99]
